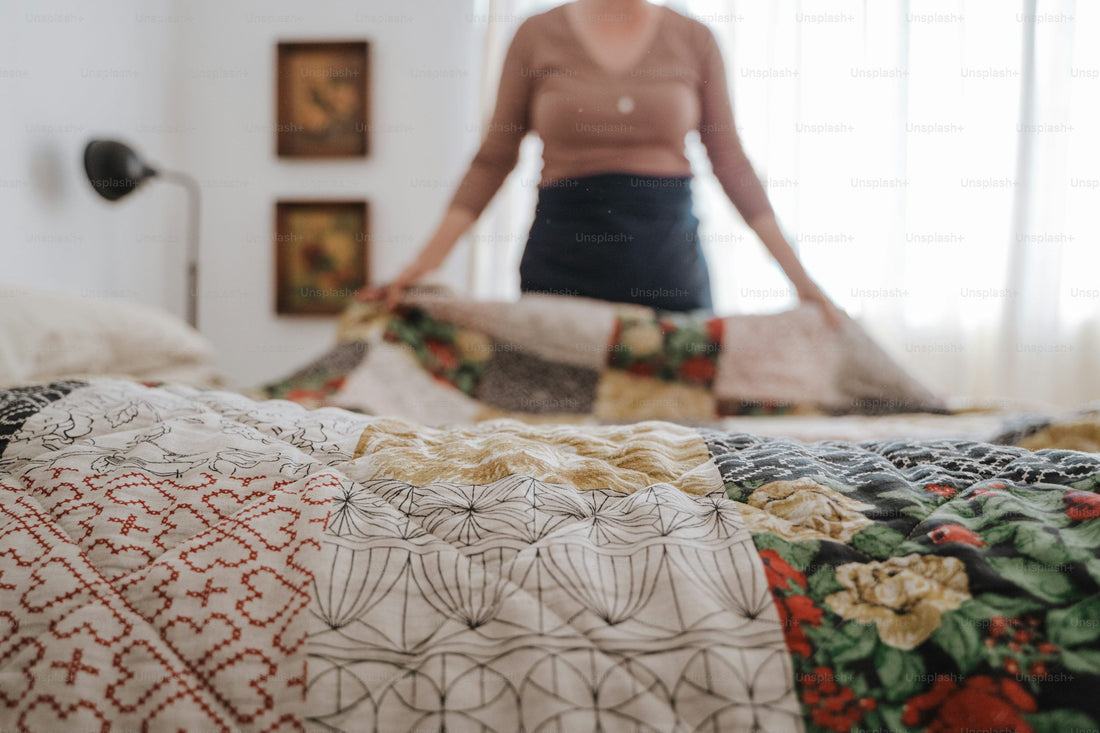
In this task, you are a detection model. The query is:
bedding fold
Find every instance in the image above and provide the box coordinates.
[261,292,946,422]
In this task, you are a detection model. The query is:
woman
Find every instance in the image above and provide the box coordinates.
[362,0,842,325]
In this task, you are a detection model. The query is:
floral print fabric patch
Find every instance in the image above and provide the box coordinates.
[383,305,492,396]
[605,312,799,415]
[706,432,1100,733]
[607,312,723,388]
[261,340,370,408]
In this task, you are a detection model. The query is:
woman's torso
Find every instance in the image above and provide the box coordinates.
[522,5,711,186]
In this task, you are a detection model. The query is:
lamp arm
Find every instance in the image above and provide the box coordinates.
[155,170,201,329]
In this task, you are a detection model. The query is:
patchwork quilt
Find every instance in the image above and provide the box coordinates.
[2,379,1098,732]
[260,292,946,423]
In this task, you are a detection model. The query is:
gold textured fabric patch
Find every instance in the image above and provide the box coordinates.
[352,417,721,495]
[592,370,717,421]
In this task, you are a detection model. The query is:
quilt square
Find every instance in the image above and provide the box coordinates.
[477,347,600,415]
[606,311,722,389]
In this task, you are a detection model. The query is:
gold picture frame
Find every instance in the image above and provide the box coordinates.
[276,41,369,157]
[274,200,369,315]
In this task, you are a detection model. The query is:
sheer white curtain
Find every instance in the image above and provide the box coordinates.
[465,0,1100,408]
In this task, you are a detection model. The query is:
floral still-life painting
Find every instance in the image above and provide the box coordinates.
[276,41,369,157]
[275,201,368,315]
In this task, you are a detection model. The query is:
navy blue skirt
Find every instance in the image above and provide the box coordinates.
[519,173,713,312]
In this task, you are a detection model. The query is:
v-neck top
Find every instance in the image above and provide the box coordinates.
[449,4,773,223]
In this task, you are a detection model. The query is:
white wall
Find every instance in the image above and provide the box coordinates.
[0,0,484,388]
[173,0,483,387]
[0,0,185,308]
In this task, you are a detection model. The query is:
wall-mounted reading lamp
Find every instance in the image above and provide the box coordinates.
[82,139,201,328]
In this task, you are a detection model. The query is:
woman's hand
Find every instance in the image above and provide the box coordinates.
[744,212,846,330]
[355,272,417,310]
[354,247,440,310]
[797,282,846,330]
[748,210,840,325]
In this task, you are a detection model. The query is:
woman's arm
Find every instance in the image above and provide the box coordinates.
[695,27,843,327]
[747,211,844,327]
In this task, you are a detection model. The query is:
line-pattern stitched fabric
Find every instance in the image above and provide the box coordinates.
[0,380,83,456]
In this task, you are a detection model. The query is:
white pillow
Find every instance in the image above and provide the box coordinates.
[0,287,218,387]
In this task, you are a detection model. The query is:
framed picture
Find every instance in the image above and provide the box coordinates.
[276,40,369,157]
[274,200,369,315]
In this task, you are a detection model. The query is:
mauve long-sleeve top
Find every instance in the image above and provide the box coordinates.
[448,4,773,223]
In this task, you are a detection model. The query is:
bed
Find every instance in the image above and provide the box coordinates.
[3,288,1098,731]
[2,377,1098,732]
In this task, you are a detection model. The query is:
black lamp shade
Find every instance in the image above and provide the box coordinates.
[83,139,157,201]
